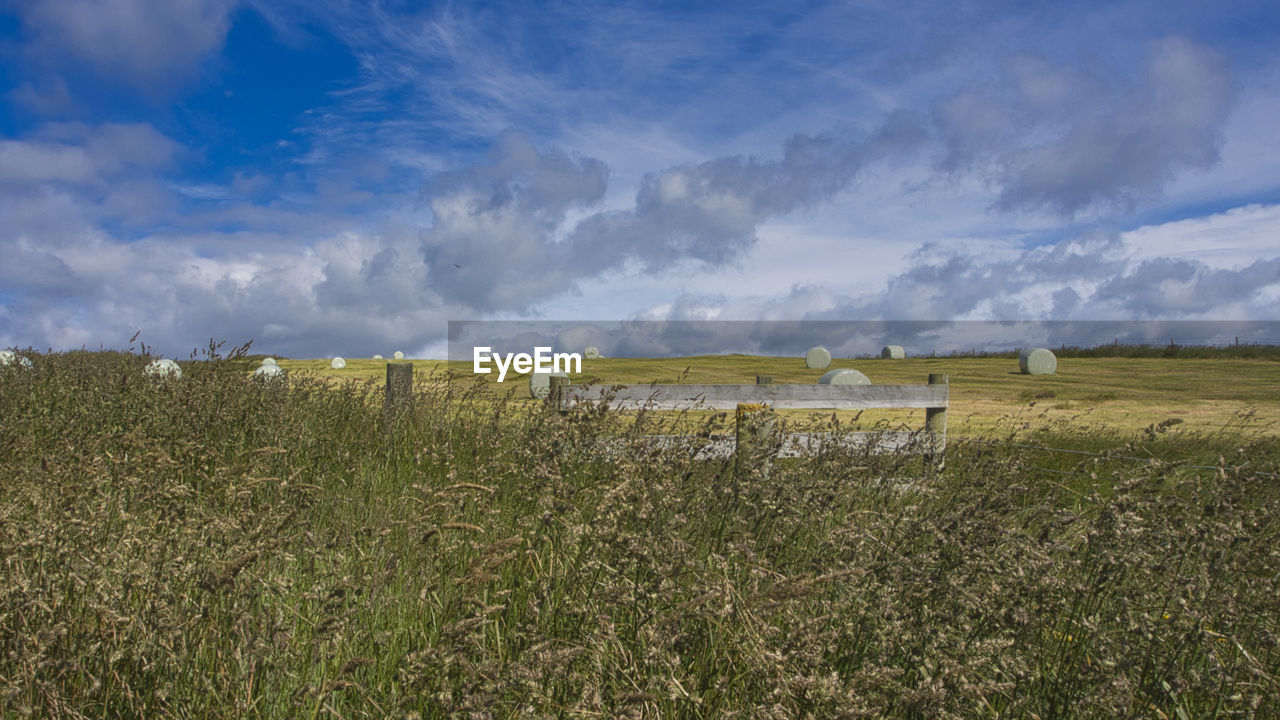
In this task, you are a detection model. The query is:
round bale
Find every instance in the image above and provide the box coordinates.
[145,358,182,380]
[253,364,285,381]
[0,350,33,369]
[881,345,906,359]
[1019,347,1057,375]
[584,346,601,360]
[261,357,277,366]
[805,346,832,369]
[331,357,347,369]
[818,368,870,385]
[529,371,569,399]
[393,351,405,360]
[372,354,383,360]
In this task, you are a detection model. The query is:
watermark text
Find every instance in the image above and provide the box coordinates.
[473,346,582,382]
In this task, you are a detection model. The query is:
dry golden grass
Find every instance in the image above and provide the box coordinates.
[2,347,1278,718]
[282,354,1280,438]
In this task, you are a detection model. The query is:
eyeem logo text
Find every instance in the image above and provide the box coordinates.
[473,347,582,382]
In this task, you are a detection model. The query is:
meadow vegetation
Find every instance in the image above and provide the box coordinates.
[2,344,1278,718]
[307,352,1280,438]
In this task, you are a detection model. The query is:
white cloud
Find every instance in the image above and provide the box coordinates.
[0,123,179,188]
[1120,204,1280,269]
[13,0,237,92]
[935,37,1236,216]
[630,202,1280,326]
[2,4,1276,359]
[0,140,96,184]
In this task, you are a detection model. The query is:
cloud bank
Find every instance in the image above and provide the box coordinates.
[1,0,1276,358]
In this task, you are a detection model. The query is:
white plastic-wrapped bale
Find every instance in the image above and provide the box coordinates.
[0,350,33,369]
[881,345,906,359]
[261,357,277,366]
[1019,348,1057,375]
[253,364,285,381]
[145,358,182,380]
[393,351,405,360]
[584,346,601,360]
[372,354,384,360]
[804,346,832,369]
[529,371,569,399]
[331,357,347,369]
[818,368,870,385]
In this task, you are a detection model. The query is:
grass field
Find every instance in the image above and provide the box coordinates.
[276,354,1280,437]
[2,347,1279,718]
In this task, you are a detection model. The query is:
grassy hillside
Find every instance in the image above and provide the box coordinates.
[3,348,1278,718]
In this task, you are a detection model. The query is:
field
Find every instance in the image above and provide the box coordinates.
[2,347,1279,718]
[286,353,1280,437]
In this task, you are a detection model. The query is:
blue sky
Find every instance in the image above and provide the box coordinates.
[1,0,1278,358]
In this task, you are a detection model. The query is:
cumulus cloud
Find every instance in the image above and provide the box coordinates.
[1,113,931,355]
[419,118,927,312]
[1090,257,1280,317]
[418,131,609,311]
[0,140,97,185]
[635,204,1280,335]
[934,36,1236,216]
[0,123,184,252]
[827,238,1280,324]
[0,123,179,188]
[9,0,237,92]
[6,117,1274,358]
[0,220,464,357]
[0,18,1263,361]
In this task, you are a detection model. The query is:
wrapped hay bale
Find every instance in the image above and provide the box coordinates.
[818,368,870,385]
[253,364,285,381]
[805,346,832,369]
[881,345,905,359]
[0,350,33,369]
[144,358,182,380]
[529,371,569,399]
[1019,348,1057,375]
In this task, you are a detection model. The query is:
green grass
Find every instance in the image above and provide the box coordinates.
[2,347,1279,718]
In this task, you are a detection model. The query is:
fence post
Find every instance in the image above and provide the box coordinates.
[755,375,773,385]
[548,375,568,413]
[734,402,775,482]
[385,361,414,435]
[925,374,948,469]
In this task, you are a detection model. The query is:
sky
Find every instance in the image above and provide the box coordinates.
[1,0,1279,359]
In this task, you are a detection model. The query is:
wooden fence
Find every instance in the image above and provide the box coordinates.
[383,366,950,471]
[550,374,949,472]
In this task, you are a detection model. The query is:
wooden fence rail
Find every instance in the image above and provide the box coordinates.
[557,380,948,411]
[379,368,947,465]
[550,374,949,471]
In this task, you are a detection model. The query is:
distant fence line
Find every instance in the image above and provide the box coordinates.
[862,339,1280,360]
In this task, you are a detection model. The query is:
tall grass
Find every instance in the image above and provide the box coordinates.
[2,348,1278,718]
